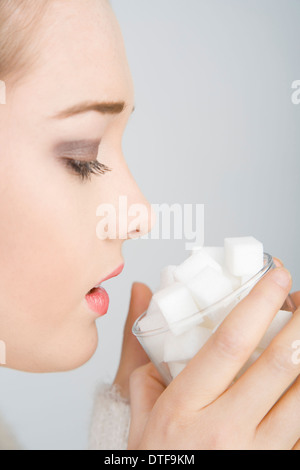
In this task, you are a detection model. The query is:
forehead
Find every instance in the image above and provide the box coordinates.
[12,0,134,117]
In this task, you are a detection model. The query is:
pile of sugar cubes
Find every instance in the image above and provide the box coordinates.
[138,236,293,381]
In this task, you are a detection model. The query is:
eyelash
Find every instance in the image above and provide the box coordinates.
[63,158,112,182]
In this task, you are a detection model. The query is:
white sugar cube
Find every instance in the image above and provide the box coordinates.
[168,361,187,379]
[140,332,166,367]
[139,309,168,333]
[206,297,239,330]
[164,325,212,362]
[224,236,264,277]
[192,246,226,269]
[190,245,201,255]
[203,247,225,266]
[174,250,222,284]
[159,265,176,290]
[153,282,199,334]
[137,301,168,366]
[222,267,241,291]
[235,349,263,380]
[259,310,293,350]
[146,297,161,316]
[241,274,255,285]
[187,266,234,310]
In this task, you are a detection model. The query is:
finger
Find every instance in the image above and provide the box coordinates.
[291,292,300,308]
[293,440,300,450]
[162,267,292,413]
[256,375,300,450]
[127,362,166,450]
[113,282,153,398]
[272,259,296,312]
[281,294,297,313]
[221,307,300,427]
[273,257,284,268]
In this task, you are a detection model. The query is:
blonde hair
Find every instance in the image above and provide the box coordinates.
[0,0,51,84]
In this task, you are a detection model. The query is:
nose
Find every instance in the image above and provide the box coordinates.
[96,159,156,242]
[121,165,156,241]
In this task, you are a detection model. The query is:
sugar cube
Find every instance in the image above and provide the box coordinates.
[139,308,168,333]
[174,249,222,284]
[191,246,225,267]
[168,361,187,379]
[204,247,225,266]
[140,332,166,367]
[241,274,255,285]
[159,265,176,290]
[224,236,264,277]
[187,266,233,310]
[137,299,168,365]
[259,310,293,350]
[190,243,203,254]
[206,297,239,330]
[153,282,199,333]
[164,325,212,362]
[222,267,241,291]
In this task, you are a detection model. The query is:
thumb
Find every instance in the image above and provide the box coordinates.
[113,282,153,399]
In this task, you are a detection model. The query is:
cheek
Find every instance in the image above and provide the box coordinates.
[0,150,95,328]
[0,146,103,371]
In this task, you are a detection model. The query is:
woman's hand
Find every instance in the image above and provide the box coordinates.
[112,282,153,400]
[128,267,300,450]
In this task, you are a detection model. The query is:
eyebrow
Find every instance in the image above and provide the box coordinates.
[51,101,135,119]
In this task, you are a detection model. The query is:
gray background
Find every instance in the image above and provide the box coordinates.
[0,0,299,450]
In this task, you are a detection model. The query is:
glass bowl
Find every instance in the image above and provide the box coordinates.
[132,253,296,385]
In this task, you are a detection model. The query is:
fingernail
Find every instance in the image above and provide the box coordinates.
[271,268,292,289]
[273,257,284,268]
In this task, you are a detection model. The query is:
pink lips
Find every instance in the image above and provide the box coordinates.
[85,287,110,317]
[85,264,124,317]
[96,263,125,285]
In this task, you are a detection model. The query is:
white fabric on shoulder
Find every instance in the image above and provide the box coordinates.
[88,383,131,450]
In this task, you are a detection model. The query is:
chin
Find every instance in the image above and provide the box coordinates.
[51,326,99,373]
[6,323,99,373]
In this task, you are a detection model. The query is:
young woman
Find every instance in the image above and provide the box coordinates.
[0,0,299,450]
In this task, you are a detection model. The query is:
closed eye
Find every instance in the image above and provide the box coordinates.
[62,158,112,182]
[53,139,112,182]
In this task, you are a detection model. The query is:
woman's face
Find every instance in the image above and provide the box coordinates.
[0,0,153,372]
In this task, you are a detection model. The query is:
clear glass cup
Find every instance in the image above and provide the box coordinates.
[132,253,296,386]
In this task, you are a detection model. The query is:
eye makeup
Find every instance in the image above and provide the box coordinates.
[54,139,112,182]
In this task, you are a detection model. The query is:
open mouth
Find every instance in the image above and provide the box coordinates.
[88,263,125,294]
[85,263,124,316]
[85,285,110,317]
[87,282,104,294]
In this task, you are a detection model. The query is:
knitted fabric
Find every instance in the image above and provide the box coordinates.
[88,383,131,450]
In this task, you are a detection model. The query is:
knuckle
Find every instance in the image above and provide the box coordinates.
[266,342,299,375]
[156,390,193,430]
[214,327,249,362]
[129,364,149,387]
[159,395,186,425]
[208,428,231,450]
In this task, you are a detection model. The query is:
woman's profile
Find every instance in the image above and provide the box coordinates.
[0,0,299,451]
